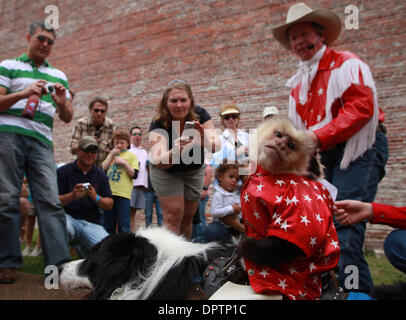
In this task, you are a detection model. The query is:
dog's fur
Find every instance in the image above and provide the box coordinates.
[59,227,222,300]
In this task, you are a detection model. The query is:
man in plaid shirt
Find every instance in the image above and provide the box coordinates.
[70,97,116,167]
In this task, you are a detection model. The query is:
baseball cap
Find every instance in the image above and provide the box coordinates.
[78,136,99,151]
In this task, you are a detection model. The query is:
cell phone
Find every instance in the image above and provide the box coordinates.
[182,121,195,139]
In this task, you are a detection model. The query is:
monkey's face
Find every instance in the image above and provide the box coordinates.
[263,129,297,164]
[255,117,314,175]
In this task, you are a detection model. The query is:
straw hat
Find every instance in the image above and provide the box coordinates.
[219,103,240,117]
[272,2,341,50]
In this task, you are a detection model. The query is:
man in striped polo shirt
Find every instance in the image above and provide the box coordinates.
[0,21,72,284]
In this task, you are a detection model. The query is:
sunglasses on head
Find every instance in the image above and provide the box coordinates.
[223,114,239,120]
[93,108,106,114]
[35,34,54,46]
[81,147,98,154]
[167,79,189,87]
[132,132,142,136]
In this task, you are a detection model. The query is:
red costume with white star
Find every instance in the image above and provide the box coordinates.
[241,165,340,300]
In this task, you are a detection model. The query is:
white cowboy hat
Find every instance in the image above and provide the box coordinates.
[272,2,342,50]
[263,106,279,119]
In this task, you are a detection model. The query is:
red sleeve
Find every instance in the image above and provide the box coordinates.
[314,75,375,150]
[371,203,406,229]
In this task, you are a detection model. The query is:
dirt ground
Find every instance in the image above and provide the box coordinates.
[0,271,91,300]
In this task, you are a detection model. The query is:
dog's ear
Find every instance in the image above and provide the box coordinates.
[91,234,157,300]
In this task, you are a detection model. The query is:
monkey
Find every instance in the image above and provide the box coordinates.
[238,116,340,300]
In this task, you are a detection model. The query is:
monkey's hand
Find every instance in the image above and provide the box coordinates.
[238,236,304,267]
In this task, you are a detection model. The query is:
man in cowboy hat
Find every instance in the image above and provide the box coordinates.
[272,3,388,294]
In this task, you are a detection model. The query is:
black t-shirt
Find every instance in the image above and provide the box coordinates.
[149,106,211,172]
[57,161,112,224]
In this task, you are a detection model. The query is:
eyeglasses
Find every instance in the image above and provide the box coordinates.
[35,34,54,46]
[81,147,98,154]
[93,108,106,114]
[131,132,142,136]
[223,114,239,120]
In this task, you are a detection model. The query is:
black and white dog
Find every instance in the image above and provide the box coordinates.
[60,227,406,300]
[59,227,224,300]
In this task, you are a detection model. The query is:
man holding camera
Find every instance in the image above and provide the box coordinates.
[57,136,113,258]
[0,21,73,283]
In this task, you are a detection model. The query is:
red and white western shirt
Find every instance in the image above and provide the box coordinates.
[287,47,383,169]
[241,165,340,300]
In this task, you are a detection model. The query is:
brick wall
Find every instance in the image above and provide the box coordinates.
[1,0,405,250]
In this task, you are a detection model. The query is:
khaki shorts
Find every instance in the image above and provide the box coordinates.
[149,165,205,202]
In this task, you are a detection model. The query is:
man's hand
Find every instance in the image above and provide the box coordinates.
[52,83,73,123]
[52,83,67,108]
[21,80,46,98]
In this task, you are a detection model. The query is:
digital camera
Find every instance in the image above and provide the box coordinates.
[82,182,91,190]
[43,83,55,94]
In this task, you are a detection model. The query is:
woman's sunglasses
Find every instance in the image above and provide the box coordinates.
[223,114,239,120]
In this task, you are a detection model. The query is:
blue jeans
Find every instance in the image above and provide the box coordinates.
[320,131,388,293]
[192,195,209,243]
[0,133,71,269]
[203,221,234,243]
[384,229,406,273]
[103,196,130,234]
[145,191,163,227]
[65,214,108,258]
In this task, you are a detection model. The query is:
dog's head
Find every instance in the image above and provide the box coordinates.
[78,232,157,300]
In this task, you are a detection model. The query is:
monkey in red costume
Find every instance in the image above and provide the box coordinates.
[239,116,340,300]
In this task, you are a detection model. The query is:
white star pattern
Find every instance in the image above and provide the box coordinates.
[298,291,307,299]
[275,180,285,187]
[290,196,299,205]
[274,216,283,226]
[284,196,299,206]
[317,115,322,122]
[259,268,270,278]
[330,61,335,68]
[309,237,317,247]
[330,239,339,249]
[256,182,264,192]
[278,279,288,290]
[316,194,323,200]
[288,266,298,275]
[253,211,261,220]
[317,88,324,96]
[244,193,249,203]
[316,214,324,223]
[303,194,312,203]
[272,212,281,220]
[300,215,310,226]
[309,262,317,272]
[290,180,298,186]
[275,195,283,203]
[280,220,291,231]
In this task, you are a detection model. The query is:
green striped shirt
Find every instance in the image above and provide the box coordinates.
[0,53,70,147]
